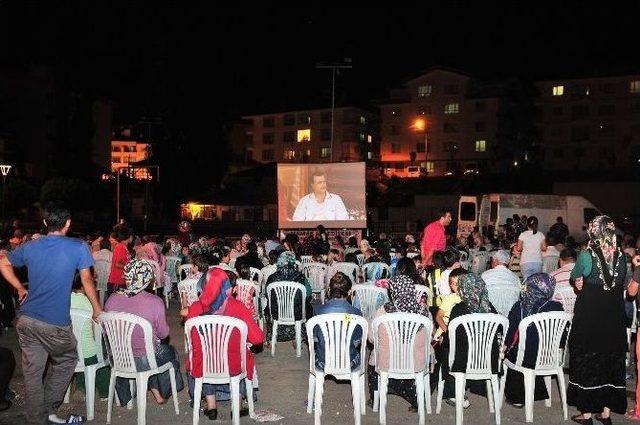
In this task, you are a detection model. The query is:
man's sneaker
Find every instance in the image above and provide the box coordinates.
[48,414,85,424]
[445,397,470,409]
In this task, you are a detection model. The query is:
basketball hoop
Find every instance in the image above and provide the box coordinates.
[0,165,11,177]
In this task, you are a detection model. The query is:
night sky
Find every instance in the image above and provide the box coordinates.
[1,3,639,140]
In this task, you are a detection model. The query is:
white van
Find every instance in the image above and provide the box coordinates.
[456,194,602,241]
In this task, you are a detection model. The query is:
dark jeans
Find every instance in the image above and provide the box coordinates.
[16,315,78,425]
[114,343,184,406]
[0,346,15,401]
[187,375,254,403]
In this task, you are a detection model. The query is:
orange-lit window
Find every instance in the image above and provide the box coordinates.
[444,103,459,114]
[297,129,311,142]
[631,81,640,93]
[283,149,296,160]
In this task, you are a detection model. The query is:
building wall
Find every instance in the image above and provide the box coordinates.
[535,75,640,171]
[111,140,149,171]
[379,69,501,177]
[243,107,379,164]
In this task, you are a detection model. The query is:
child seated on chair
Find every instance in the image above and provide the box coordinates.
[433,268,467,341]
[105,259,184,406]
[182,268,264,420]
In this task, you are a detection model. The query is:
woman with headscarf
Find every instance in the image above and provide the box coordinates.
[568,216,627,425]
[502,273,565,407]
[366,264,431,411]
[264,251,313,343]
[105,259,184,406]
[434,273,499,407]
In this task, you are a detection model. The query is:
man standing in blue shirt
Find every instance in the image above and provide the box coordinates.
[0,201,102,425]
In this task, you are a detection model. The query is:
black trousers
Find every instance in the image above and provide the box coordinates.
[0,346,16,400]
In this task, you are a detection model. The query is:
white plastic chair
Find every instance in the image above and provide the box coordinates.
[301,255,314,266]
[99,312,179,425]
[437,313,508,425]
[470,252,490,274]
[553,287,576,315]
[349,285,388,322]
[499,312,572,422]
[333,262,360,284]
[372,312,434,425]
[304,263,328,304]
[165,255,182,284]
[260,264,277,285]
[94,258,112,307]
[179,264,195,280]
[542,255,560,274]
[177,278,200,309]
[306,313,368,425]
[235,279,259,318]
[185,315,255,425]
[362,262,391,282]
[414,284,431,305]
[64,309,109,420]
[486,284,521,316]
[406,252,419,260]
[249,267,262,284]
[356,254,365,267]
[267,281,307,357]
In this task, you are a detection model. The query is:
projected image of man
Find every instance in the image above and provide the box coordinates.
[292,167,349,221]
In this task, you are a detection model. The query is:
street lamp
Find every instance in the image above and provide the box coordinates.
[412,118,429,174]
[0,164,11,229]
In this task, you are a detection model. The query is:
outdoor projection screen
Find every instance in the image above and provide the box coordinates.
[277,162,367,229]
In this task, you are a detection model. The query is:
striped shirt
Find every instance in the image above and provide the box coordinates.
[551,263,575,289]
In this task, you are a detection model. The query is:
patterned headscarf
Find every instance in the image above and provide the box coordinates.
[586,215,617,270]
[520,273,556,317]
[122,259,154,297]
[167,238,182,257]
[277,250,297,269]
[457,273,493,313]
[384,275,430,317]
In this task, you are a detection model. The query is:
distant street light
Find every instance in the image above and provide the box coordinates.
[0,164,11,229]
[412,118,429,174]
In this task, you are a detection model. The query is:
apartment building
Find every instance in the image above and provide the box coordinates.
[242,106,379,164]
[534,75,640,171]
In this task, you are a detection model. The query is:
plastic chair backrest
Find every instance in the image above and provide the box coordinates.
[70,308,104,364]
[267,281,306,324]
[371,312,433,374]
[334,262,360,284]
[177,278,200,308]
[94,258,112,292]
[515,311,571,370]
[147,259,164,289]
[301,255,313,265]
[185,315,247,379]
[553,287,577,315]
[260,264,277,285]
[235,279,258,313]
[178,264,194,281]
[303,263,327,293]
[249,267,262,284]
[99,312,158,373]
[306,313,368,375]
[486,284,521,316]
[542,255,560,274]
[356,254,365,267]
[414,284,431,305]
[165,256,181,283]
[349,284,388,321]
[362,262,391,281]
[447,313,508,375]
[406,252,419,259]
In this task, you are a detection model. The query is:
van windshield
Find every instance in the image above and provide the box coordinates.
[460,202,476,221]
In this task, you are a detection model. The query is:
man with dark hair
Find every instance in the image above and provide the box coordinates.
[0,201,101,425]
[549,216,569,245]
[313,272,363,370]
[234,241,264,274]
[292,167,349,221]
[550,247,577,289]
[420,208,452,266]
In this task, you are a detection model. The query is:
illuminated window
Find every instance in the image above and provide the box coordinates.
[360,116,366,125]
[422,161,434,172]
[475,140,486,152]
[367,151,373,160]
[444,103,459,114]
[320,147,331,158]
[359,132,366,142]
[631,81,640,93]
[418,85,432,97]
[367,135,372,143]
[283,149,296,160]
[552,85,564,96]
[297,129,311,142]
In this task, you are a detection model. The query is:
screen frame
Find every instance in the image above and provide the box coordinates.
[277,162,367,230]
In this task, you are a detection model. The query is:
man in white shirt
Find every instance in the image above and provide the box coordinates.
[292,168,349,221]
[481,249,521,287]
[550,247,576,290]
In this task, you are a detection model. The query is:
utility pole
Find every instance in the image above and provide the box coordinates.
[316,59,352,162]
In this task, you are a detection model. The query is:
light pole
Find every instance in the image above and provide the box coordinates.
[0,165,11,229]
[412,118,429,174]
[316,60,352,162]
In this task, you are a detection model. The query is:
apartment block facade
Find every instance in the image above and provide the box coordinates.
[242,106,379,164]
[534,75,640,171]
